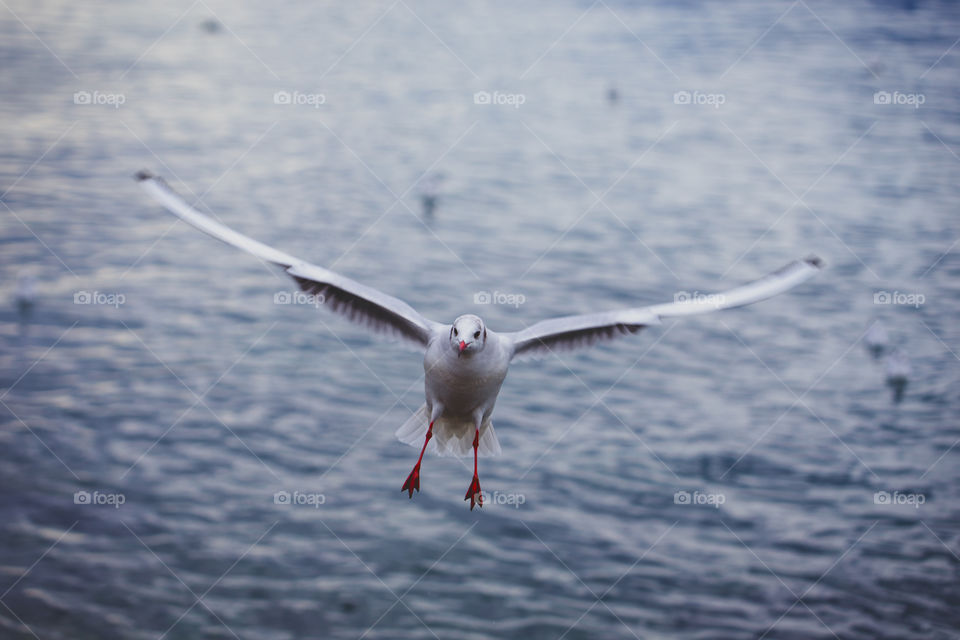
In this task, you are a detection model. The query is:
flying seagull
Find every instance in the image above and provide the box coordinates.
[135,171,823,510]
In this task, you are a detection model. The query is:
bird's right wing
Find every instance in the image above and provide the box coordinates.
[135,171,444,347]
[505,257,823,361]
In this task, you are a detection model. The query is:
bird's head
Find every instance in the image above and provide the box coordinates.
[450,314,486,357]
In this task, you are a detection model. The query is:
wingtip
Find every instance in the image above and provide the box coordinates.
[804,255,825,269]
[134,169,154,182]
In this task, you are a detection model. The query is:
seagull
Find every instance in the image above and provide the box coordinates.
[15,270,36,316]
[864,320,888,359]
[884,348,911,403]
[135,171,823,509]
[418,172,444,218]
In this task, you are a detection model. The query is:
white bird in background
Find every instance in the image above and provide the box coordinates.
[418,172,444,218]
[136,171,823,510]
[15,270,36,315]
[864,320,888,359]
[885,348,911,403]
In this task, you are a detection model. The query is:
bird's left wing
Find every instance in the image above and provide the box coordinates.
[135,171,444,347]
[505,257,823,361]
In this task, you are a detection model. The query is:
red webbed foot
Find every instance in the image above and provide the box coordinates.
[401,463,421,498]
[402,420,434,500]
[464,474,482,510]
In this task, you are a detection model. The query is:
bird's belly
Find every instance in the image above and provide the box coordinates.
[424,353,507,417]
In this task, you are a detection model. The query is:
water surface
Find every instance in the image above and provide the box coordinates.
[1,1,959,638]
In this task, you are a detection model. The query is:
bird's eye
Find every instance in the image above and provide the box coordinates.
[453,328,458,337]
[473,331,481,339]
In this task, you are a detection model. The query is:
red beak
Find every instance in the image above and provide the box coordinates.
[459,340,467,353]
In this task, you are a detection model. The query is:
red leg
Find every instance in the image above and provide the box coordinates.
[401,421,433,498]
[464,428,482,510]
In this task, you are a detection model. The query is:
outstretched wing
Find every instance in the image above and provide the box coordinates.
[135,171,443,347]
[505,257,823,361]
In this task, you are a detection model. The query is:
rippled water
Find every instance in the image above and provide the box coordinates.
[1,1,959,638]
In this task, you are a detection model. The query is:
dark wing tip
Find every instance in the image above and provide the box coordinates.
[134,169,155,182]
[804,255,825,269]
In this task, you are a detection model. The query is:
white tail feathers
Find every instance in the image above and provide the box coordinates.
[395,404,501,457]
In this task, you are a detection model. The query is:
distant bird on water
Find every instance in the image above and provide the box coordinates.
[885,348,911,403]
[15,271,35,316]
[418,173,444,218]
[136,170,823,509]
[199,18,222,34]
[864,320,888,359]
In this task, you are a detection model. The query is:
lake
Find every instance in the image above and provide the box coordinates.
[1,1,958,638]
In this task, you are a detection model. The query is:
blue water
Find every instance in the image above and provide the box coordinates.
[1,1,959,638]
